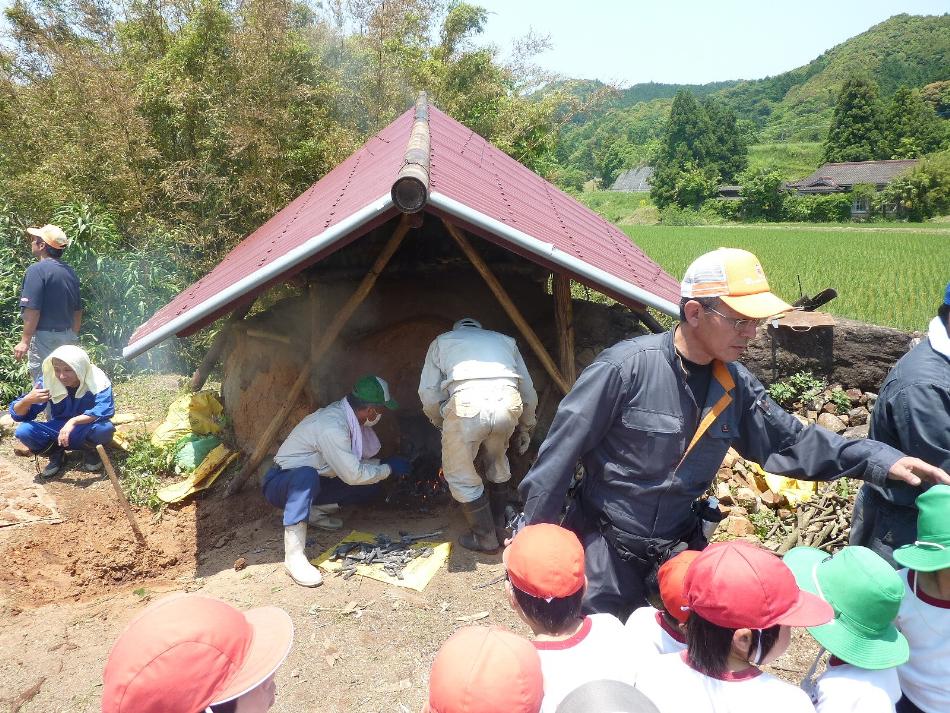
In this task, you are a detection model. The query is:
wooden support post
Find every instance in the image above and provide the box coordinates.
[443,219,570,395]
[225,215,413,496]
[190,303,253,391]
[552,273,577,386]
[96,445,146,545]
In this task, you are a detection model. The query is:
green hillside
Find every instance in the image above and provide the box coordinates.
[553,13,950,185]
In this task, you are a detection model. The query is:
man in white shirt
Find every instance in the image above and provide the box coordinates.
[419,318,538,552]
[262,375,409,587]
[504,524,638,713]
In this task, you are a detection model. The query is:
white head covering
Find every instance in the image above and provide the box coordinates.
[41,345,111,403]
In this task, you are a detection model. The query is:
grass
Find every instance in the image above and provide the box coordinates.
[747,142,822,181]
[622,224,950,331]
[575,190,657,225]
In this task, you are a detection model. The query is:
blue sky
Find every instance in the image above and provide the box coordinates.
[470,1,948,85]
[1,1,945,86]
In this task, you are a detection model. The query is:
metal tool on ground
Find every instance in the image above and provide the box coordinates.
[329,530,443,580]
[96,444,146,545]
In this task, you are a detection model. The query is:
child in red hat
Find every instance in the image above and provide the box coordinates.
[634,541,832,713]
[424,625,543,713]
[504,524,639,712]
[625,550,698,659]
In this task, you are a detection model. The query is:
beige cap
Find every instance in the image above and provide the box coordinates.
[27,224,69,249]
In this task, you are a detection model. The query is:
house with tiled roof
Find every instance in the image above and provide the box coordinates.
[787,159,919,217]
[610,166,653,192]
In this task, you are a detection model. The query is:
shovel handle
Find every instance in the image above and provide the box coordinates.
[96,444,146,544]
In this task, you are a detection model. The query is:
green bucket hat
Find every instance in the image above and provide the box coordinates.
[784,546,909,670]
[351,375,399,410]
[894,485,950,572]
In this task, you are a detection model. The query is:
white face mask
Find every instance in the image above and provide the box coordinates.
[365,412,381,427]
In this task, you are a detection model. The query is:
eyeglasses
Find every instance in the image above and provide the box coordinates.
[703,305,763,332]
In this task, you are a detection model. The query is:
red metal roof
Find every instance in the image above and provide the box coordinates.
[125,102,679,358]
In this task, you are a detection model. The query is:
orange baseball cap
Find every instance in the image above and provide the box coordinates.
[101,595,293,713]
[503,523,585,600]
[658,550,701,623]
[427,626,543,713]
[27,224,70,249]
[680,248,793,319]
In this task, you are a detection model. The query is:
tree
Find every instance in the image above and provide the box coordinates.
[822,76,885,163]
[882,150,950,221]
[883,86,948,159]
[738,168,785,220]
[703,98,748,182]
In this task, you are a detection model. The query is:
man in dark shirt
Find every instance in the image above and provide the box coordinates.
[14,224,82,382]
[517,248,950,618]
[851,282,950,566]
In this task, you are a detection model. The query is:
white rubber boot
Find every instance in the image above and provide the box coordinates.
[283,522,323,587]
[309,504,343,530]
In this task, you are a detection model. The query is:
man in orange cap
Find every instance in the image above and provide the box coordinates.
[15,224,82,382]
[518,248,950,619]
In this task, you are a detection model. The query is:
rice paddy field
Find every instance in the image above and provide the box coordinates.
[622,224,950,331]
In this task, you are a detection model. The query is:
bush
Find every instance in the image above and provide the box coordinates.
[707,198,742,221]
[738,168,786,220]
[780,193,853,222]
[881,150,950,221]
[768,370,825,409]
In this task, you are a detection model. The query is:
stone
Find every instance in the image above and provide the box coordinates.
[846,388,862,402]
[735,487,759,513]
[12,439,31,457]
[715,481,733,504]
[793,414,809,427]
[821,402,838,414]
[817,412,846,433]
[0,413,14,432]
[806,410,818,423]
[721,448,739,470]
[839,415,850,426]
[864,392,878,410]
[848,407,869,426]
[726,516,756,537]
[843,423,870,439]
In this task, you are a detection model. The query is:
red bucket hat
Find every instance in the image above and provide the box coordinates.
[503,523,585,600]
[101,594,294,713]
[427,626,543,713]
[685,541,832,629]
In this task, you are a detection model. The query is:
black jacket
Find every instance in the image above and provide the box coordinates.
[520,330,902,539]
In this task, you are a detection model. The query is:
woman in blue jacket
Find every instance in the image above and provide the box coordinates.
[10,344,115,478]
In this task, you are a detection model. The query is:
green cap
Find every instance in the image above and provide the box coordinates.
[351,375,398,410]
[784,546,908,670]
[894,485,950,572]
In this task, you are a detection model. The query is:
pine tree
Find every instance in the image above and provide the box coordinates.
[651,90,717,207]
[883,86,948,159]
[822,76,886,163]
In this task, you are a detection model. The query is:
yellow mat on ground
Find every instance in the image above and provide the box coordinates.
[312,530,451,592]
[157,444,238,503]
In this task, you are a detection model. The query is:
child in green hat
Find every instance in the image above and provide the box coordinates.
[892,484,950,713]
[784,545,909,712]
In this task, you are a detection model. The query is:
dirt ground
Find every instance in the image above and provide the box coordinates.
[0,377,822,713]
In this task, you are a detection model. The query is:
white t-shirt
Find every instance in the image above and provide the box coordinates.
[535,613,639,713]
[806,658,900,713]
[625,606,687,659]
[895,569,950,713]
[635,651,816,713]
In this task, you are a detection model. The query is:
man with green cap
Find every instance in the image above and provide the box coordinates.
[262,375,410,587]
[784,545,909,712]
[891,485,950,713]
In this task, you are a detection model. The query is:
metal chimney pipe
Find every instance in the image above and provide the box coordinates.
[391,92,431,213]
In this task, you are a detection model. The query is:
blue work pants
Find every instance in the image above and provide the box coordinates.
[262,465,382,527]
[16,419,115,454]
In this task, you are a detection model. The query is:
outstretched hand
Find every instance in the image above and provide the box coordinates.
[887,456,950,487]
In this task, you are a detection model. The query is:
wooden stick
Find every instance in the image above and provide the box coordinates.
[552,273,577,386]
[225,215,413,496]
[190,303,252,391]
[96,444,146,544]
[443,220,570,395]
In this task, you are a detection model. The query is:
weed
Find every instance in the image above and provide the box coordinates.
[768,370,824,409]
[118,434,174,512]
[748,508,778,540]
[828,388,852,414]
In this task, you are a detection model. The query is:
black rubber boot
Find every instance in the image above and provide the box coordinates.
[458,493,500,553]
[41,446,66,479]
[487,481,510,544]
[82,445,103,472]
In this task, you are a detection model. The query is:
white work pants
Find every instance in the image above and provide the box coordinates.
[441,385,523,503]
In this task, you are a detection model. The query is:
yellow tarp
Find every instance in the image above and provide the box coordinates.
[157,444,238,503]
[151,391,224,447]
[746,459,818,507]
[312,530,451,592]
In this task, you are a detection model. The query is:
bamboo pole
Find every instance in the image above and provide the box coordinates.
[552,273,577,385]
[225,215,413,496]
[190,303,253,391]
[443,219,570,395]
[96,445,146,545]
